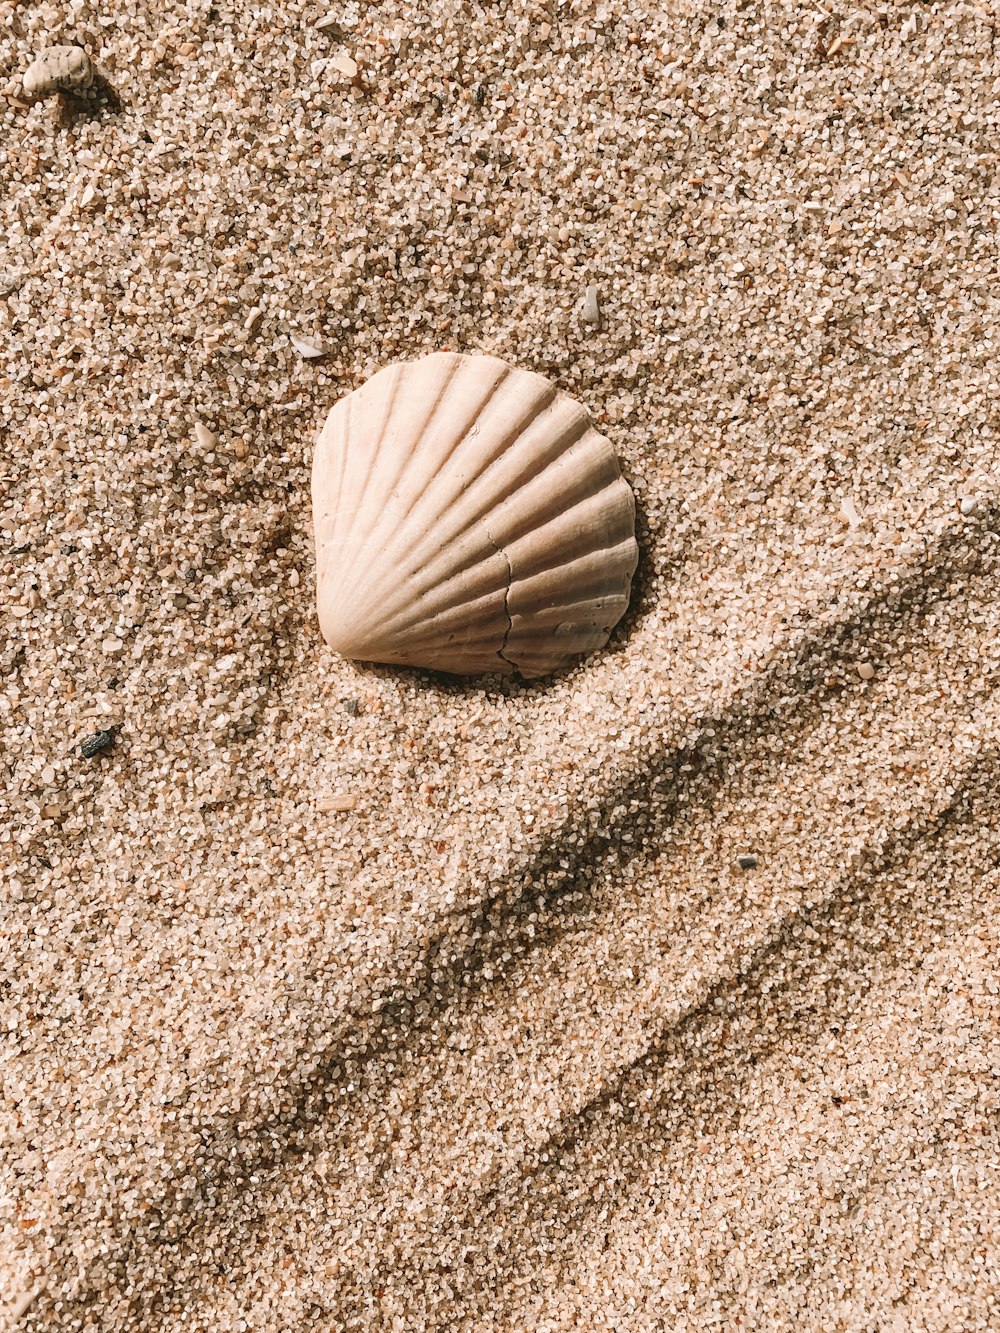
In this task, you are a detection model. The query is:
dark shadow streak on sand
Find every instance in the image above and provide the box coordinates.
[317,746,1000,1324]
[109,509,998,1318]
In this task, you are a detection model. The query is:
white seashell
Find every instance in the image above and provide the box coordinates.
[23,46,94,99]
[291,334,326,359]
[311,352,638,678]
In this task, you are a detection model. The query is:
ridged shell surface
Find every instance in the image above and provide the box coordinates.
[311,352,638,678]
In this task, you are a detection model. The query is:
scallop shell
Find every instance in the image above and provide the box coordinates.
[311,352,638,678]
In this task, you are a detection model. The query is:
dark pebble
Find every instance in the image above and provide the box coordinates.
[736,853,758,870]
[344,699,359,716]
[81,727,116,759]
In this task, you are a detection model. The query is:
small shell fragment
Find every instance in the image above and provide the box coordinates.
[9,1289,42,1320]
[839,495,863,528]
[857,662,875,681]
[329,54,358,77]
[291,334,326,359]
[581,284,601,326]
[193,422,217,450]
[317,793,357,812]
[244,305,263,332]
[23,46,94,99]
[959,495,979,516]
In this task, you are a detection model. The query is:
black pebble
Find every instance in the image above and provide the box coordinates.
[81,728,116,759]
[736,853,758,870]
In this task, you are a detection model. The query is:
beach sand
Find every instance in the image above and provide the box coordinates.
[2,1,999,1328]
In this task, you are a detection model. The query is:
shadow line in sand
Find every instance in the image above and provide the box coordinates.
[305,745,1000,1325]
[67,506,998,1322]
[122,510,998,1295]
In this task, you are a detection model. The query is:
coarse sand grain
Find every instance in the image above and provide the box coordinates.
[2,1,999,1329]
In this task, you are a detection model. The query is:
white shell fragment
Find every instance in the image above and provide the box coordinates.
[581,284,601,326]
[291,334,326,359]
[193,422,216,450]
[959,495,979,516]
[23,46,94,99]
[317,792,357,812]
[311,351,638,678]
[329,54,358,77]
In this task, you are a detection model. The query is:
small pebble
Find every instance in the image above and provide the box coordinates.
[857,662,875,681]
[317,793,357,812]
[244,305,263,332]
[329,54,358,77]
[22,45,94,98]
[736,854,758,870]
[194,423,217,450]
[581,284,601,326]
[344,698,359,716]
[103,637,125,655]
[80,728,116,759]
[839,495,863,528]
[959,496,979,516]
[289,568,300,587]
